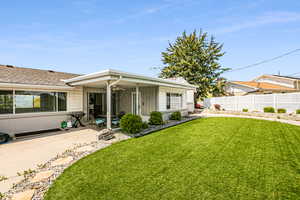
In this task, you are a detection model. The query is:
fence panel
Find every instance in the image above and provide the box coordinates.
[204,92,300,113]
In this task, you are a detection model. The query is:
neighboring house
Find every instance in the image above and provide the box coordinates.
[0,65,196,137]
[226,74,300,96]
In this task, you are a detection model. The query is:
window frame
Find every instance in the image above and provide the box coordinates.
[0,89,68,115]
[166,92,183,110]
[0,90,14,114]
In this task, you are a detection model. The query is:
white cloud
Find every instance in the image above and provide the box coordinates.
[114,0,195,23]
[215,11,300,34]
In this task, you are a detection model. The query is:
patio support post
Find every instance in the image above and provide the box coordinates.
[106,81,112,130]
[136,84,139,115]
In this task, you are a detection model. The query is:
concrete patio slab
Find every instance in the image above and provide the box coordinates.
[0,128,98,193]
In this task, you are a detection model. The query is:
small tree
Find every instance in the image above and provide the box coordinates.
[159,30,229,101]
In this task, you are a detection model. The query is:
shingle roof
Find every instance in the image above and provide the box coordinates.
[0,65,80,86]
[232,81,297,91]
[272,75,300,80]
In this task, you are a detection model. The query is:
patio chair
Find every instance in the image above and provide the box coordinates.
[95,118,106,127]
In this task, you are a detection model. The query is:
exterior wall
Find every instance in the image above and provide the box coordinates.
[158,86,189,120]
[0,113,70,137]
[68,86,84,112]
[0,86,84,137]
[140,87,158,115]
[186,89,195,112]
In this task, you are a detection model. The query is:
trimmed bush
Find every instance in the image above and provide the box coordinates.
[142,122,149,129]
[170,111,182,120]
[296,109,300,114]
[277,108,286,114]
[242,109,248,112]
[149,111,163,125]
[120,114,143,134]
[264,107,275,113]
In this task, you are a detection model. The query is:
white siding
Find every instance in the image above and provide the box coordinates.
[158,86,189,111]
[68,86,84,112]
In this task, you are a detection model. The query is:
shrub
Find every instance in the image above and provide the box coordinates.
[149,111,163,125]
[170,111,182,120]
[120,114,143,134]
[242,108,248,112]
[277,108,286,114]
[214,104,221,111]
[264,107,275,113]
[142,122,149,129]
[296,109,300,114]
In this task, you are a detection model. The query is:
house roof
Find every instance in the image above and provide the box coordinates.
[253,74,300,81]
[272,75,300,80]
[0,65,80,87]
[64,69,197,89]
[232,81,297,91]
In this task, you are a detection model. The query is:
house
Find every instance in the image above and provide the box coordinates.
[225,74,300,96]
[0,65,196,137]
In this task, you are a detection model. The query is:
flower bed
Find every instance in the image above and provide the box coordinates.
[132,115,201,138]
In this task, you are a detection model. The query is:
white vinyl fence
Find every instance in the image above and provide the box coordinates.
[204,93,300,113]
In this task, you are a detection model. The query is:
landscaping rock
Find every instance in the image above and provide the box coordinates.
[11,189,35,200]
[31,170,54,183]
[97,129,115,141]
[51,156,73,167]
[75,146,94,153]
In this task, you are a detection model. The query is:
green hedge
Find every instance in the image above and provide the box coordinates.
[277,108,286,114]
[149,111,163,125]
[242,108,248,112]
[120,114,143,134]
[296,109,300,114]
[170,111,182,120]
[264,107,275,113]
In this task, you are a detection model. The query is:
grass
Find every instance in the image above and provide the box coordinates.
[44,118,300,200]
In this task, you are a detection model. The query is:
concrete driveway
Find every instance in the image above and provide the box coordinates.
[0,128,98,193]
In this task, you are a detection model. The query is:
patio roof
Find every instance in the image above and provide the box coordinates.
[63,69,197,89]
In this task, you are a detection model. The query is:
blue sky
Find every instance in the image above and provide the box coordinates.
[0,0,300,81]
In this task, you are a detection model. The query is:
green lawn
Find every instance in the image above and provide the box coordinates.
[45,118,300,200]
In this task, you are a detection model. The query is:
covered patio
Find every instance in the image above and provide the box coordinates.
[64,69,196,130]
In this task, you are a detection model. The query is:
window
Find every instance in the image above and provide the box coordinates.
[166,93,171,109]
[16,91,56,113]
[166,93,182,110]
[0,90,13,114]
[15,91,67,114]
[58,92,67,111]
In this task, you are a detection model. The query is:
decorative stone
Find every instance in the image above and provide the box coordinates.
[75,146,94,153]
[31,170,54,183]
[12,189,35,200]
[97,129,115,141]
[51,156,73,166]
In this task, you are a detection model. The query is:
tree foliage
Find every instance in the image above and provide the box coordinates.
[159,30,229,100]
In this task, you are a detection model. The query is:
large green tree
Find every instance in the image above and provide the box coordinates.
[159,30,229,100]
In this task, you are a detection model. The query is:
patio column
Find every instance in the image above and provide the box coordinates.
[136,84,139,115]
[106,81,112,130]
